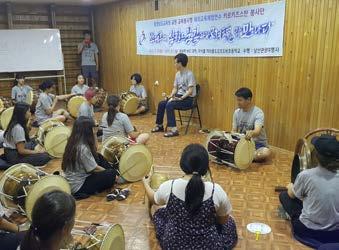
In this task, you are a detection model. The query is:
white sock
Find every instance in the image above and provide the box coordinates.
[171,127,178,132]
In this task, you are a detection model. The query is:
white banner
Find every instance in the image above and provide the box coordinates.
[136,1,286,57]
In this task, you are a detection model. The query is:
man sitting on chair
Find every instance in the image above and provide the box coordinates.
[232,87,272,162]
[151,53,196,137]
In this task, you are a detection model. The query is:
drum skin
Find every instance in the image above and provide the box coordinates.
[120,92,139,115]
[0,107,14,130]
[67,96,86,118]
[37,120,64,145]
[37,120,70,158]
[150,173,169,190]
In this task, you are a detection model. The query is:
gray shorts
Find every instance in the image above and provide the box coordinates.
[82,65,98,79]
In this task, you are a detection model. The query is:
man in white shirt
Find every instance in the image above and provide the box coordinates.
[151,53,196,137]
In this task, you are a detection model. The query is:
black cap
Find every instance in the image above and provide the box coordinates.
[39,80,55,91]
[311,135,339,158]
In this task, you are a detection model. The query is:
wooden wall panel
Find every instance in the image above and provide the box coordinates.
[94,0,339,151]
[55,6,92,92]
[0,3,92,95]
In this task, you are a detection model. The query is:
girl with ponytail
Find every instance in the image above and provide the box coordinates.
[20,190,76,250]
[143,144,238,249]
[100,95,149,144]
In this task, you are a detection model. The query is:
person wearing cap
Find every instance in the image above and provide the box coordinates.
[78,88,97,125]
[279,134,339,245]
[35,81,75,125]
[11,73,33,104]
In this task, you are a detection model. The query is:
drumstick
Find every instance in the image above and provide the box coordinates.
[255,231,260,240]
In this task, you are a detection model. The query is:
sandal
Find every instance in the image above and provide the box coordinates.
[116,188,130,201]
[106,188,120,201]
[151,125,164,133]
[164,131,179,137]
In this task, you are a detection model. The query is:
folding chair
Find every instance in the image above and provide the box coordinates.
[175,84,202,134]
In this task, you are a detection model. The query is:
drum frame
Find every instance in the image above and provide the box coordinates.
[120,92,139,115]
[101,136,153,182]
[93,88,108,109]
[0,164,47,215]
[0,106,14,130]
[206,131,255,169]
[291,128,339,182]
[0,98,4,113]
[36,119,70,158]
[0,97,13,114]
[37,119,64,144]
[68,220,125,250]
[100,136,131,170]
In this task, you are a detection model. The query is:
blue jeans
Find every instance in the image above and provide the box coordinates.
[81,65,98,80]
[156,95,193,128]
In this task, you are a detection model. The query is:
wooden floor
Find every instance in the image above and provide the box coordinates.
[0,113,311,250]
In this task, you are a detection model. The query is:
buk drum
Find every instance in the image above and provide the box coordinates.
[67,96,86,118]
[100,136,152,182]
[0,163,71,220]
[94,88,108,109]
[37,119,71,158]
[26,90,39,113]
[0,97,13,114]
[291,128,339,183]
[66,221,125,250]
[120,92,139,115]
[0,107,14,130]
[206,131,255,170]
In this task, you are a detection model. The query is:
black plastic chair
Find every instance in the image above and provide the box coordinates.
[175,84,202,134]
